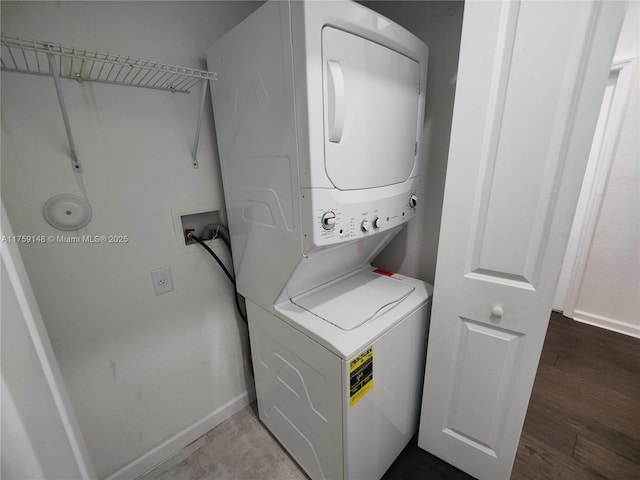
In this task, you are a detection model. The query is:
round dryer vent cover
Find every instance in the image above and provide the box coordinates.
[43,194,92,231]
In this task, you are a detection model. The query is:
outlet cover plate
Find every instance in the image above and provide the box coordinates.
[151,267,174,295]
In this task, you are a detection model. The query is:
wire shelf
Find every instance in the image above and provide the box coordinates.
[0,33,217,93]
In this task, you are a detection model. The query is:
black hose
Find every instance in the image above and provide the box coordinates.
[189,233,247,324]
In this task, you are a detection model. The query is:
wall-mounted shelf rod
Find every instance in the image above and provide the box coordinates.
[191,80,209,169]
[46,53,82,172]
[1,33,217,170]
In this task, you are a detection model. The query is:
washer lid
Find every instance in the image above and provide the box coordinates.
[291,269,414,331]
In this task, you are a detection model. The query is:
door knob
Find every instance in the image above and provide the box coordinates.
[491,305,504,317]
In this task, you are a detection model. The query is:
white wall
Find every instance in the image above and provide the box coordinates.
[614,0,639,62]
[1,2,261,478]
[362,1,465,284]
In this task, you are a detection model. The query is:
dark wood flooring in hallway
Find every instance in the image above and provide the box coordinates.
[382,312,640,480]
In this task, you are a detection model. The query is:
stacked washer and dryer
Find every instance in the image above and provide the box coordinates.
[207,1,431,479]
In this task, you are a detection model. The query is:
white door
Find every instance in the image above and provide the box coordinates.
[418,1,627,479]
[322,27,421,190]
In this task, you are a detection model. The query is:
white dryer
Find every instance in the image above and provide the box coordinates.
[207,1,430,479]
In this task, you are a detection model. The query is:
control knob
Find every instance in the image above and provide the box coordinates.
[372,217,381,229]
[321,211,336,230]
[409,194,418,208]
[360,219,370,232]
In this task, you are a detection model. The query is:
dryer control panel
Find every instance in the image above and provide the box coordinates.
[302,186,419,251]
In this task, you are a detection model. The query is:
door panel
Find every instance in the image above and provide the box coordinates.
[322,27,420,190]
[445,318,522,453]
[465,1,597,289]
[418,1,627,479]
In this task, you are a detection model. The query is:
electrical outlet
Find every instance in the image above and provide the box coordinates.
[151,267,174,295]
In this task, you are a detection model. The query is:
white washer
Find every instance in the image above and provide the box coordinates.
[207,1,430,478]
[249,267,431,480]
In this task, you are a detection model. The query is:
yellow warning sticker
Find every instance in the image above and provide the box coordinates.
[349,346,373,407]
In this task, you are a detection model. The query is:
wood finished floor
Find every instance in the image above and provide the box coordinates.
[382,312,640,480]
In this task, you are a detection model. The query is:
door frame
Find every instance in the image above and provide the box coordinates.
[1,202,97,479]
[555,57,638,337]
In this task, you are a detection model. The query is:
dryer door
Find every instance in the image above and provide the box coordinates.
[322,27,421,190]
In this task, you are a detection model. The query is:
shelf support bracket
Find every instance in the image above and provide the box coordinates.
[191,79,209,169]
[47,52,82,173]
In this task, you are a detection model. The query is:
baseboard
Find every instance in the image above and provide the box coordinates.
[572,310,640,339]
[105,387,256,480]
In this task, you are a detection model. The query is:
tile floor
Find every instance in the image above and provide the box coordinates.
[139,403,307,480]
